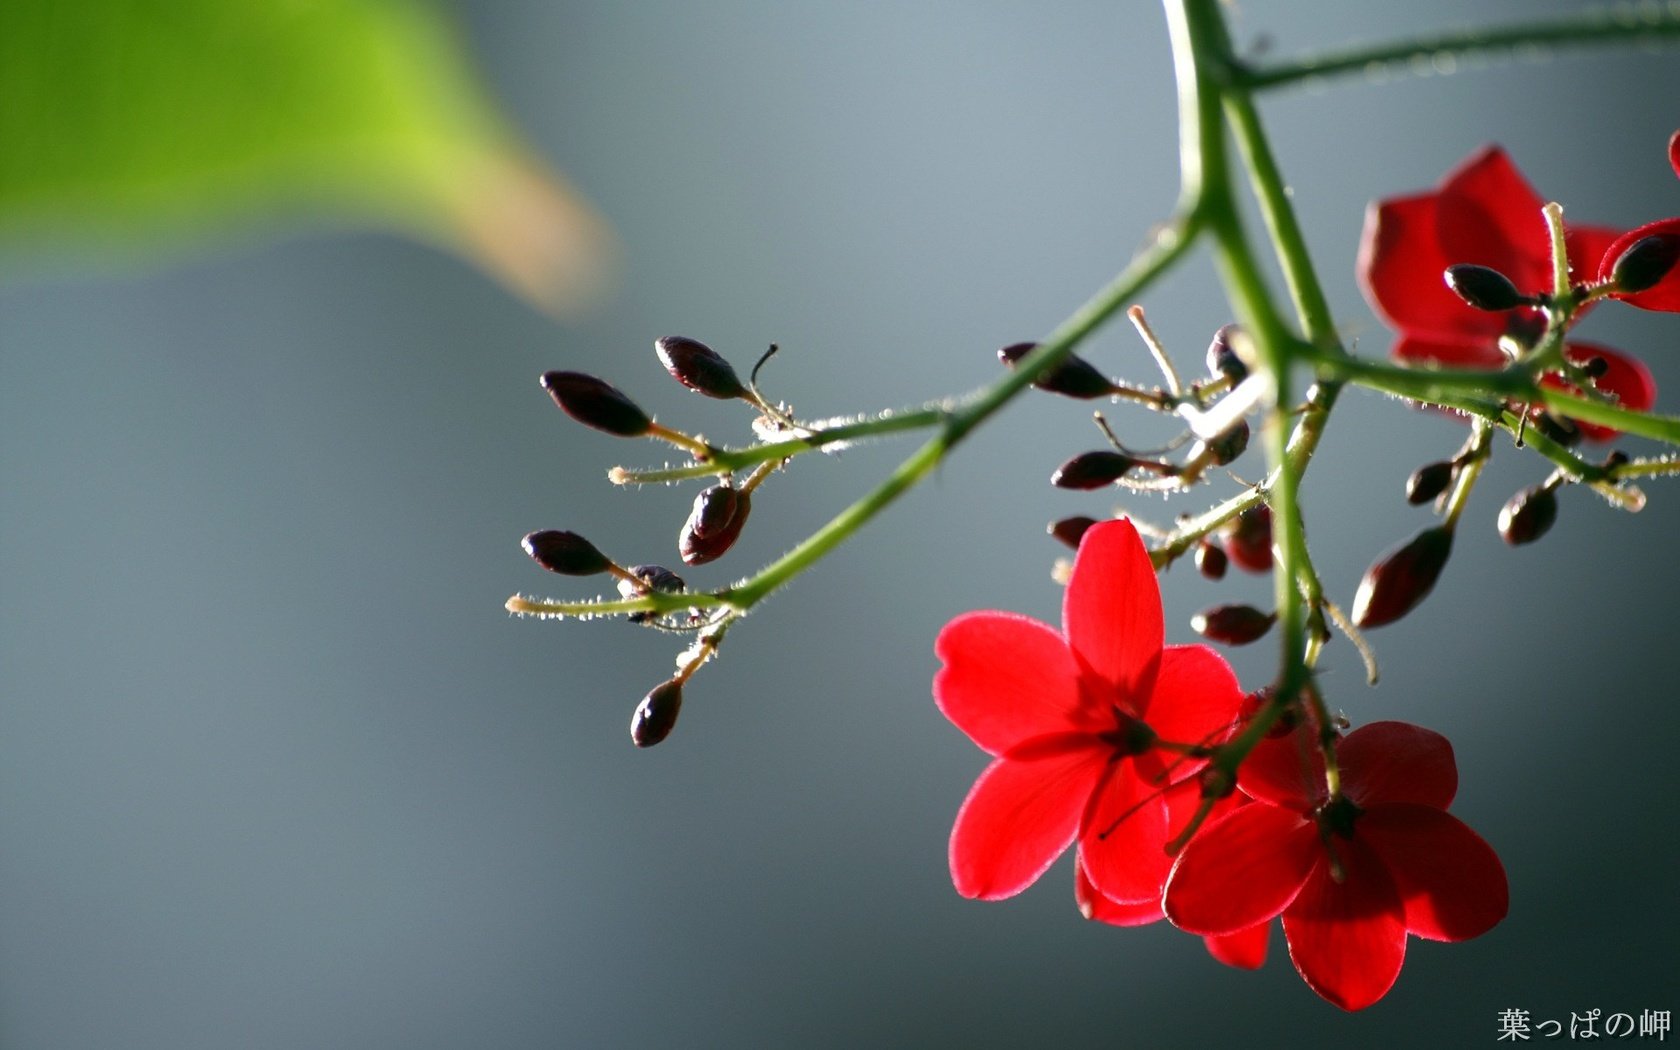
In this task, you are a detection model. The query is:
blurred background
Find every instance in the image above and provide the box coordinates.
[2,2,1676,1047]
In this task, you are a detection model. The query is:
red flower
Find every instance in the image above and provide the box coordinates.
[1162,721,1508,1011]
[1074,783,1271,971]
[1595,130,1680,312]
[934,519,1243,905]
[1358,146,1654,440]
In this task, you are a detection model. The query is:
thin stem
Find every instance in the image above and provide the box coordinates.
[721,213,1200,609]
[1240,7,1680,91]
[610,406,952,484]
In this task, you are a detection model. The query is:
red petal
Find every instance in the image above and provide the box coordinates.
[949,742,1107,900]
[1075,859,1164,927]
[1062,519,1162,705]
[1358,194,1503,341]
[1670,129,1680,181]
[1568,223,1626,298]
[1138,644,1243,753]
[1163,803,1318,935]
[1204,922,1270,970]
[1436,146,1552,293]
[934,611,1093,755]
[1541,342,1657,442]
[1339,721,1457,809]
[1078,763,1171,904]
[1281,839,1409,1011]
[1359,804,1509,942]
[1392,333,1507,369]
[1238,729,1322,810]
[1599,217,1680,312]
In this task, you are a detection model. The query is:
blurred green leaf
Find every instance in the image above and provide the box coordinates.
[0,0,614,312]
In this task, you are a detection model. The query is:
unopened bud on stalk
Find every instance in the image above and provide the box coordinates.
[1049,516,1100,550]
[1608,233,1680,294]
[521,530,613,576]
[1350,525,1454,628]
[541,371,652,436]
[619,564,687,624]
[631,678,684,747]
[679,485,753,565]
[1532,412,1582,447]
[1405,461,1455,505]
[1190,419,1249,467]
[998,342,1115,399]
[1497,485,1558,546]
[1224,505,1273,573]
[1051,450,1135,490]
[1444,264,1526,311]
[1194,538,1228,580]
[1205,324,1247,383]
[1190,604,1276,646]
[655,336,749,400]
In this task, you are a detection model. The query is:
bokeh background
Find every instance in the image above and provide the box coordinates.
[3,2,1677,1047]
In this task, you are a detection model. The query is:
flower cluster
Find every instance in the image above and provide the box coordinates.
[934,519,1508,1009]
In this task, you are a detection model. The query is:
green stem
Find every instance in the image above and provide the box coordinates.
[613,406,952,484]
[721,215,1199,608]
[1240,8,1680,91]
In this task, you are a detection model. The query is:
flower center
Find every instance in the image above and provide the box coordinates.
[1100,711,1157,756]
[1316,794,1364,839]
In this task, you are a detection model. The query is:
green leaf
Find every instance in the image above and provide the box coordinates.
[0,0,614,312]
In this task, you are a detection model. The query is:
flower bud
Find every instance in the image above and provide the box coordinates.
[1497,485,1558,546]
[1532,412,1582,447]
[630,678,684,747]
[1194,538,1228,580]
[541,371,652,436]
[998,342,1115,399]
[1049,515,1100,551]
[655,336,749,400]
[1190,604,1276,646]
[619,564,687,623]
[1050,450,1134,490]
[1190,419,1249,467]
[1205,324,1247,383]
[679,485,752,565]
[521,529,613,575]
[1405,461,1454,505]
[1224,505,1273,573]
[1350,525,1454,628]
[1444,264,1526,311]
[1578,355,1610,380]
[1609,232,1680,294]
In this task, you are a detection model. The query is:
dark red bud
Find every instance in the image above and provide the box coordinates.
[618,564,687,623]
[1610,233,1680,294]
[630,678,684,747]
[1050,450,1135,490]
[1225,505,1273,573]
[1194,539,1228,580]
[1192,419,1249,467]
[1350,525,1454,628]
[1190,604,1276,645]
[541,371,652,436]
[998,342,1116,399]
[521,529,613,575]
[655,336,749,399]
[1444,264,1526,311]
[1049,515,1100,550]
[1206,324,1247,383]
[1532,412,1582,447]
[1497,485,1558,546]
[1405,461,1455,505]
[679,485,752,565]
[1578,355,1610,380]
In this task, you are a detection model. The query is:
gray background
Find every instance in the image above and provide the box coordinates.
[3,2,1676,1047]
